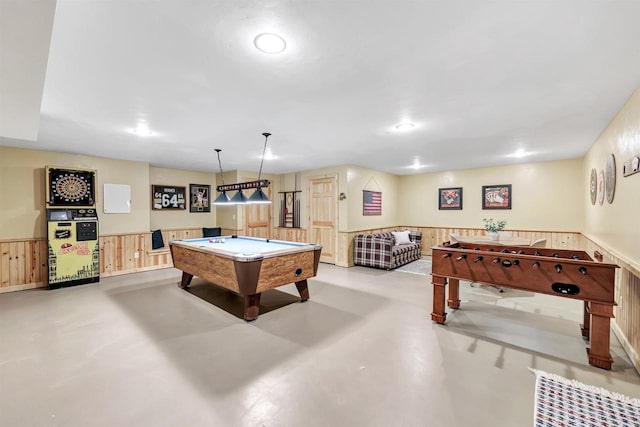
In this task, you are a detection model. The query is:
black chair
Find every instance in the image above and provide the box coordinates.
[203,227,222,238]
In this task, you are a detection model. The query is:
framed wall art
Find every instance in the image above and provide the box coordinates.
[439,187,463,210]
[622,155,640,177]
[482,184,511,210]
[189,184,211,212]
[363,190,382,216]
[151,185,186,210]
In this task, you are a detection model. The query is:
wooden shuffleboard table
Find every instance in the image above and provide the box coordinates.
[170,236,322,321]
[431,242,619,370]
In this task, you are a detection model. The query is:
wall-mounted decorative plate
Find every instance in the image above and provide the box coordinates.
[597,169,605,206]
[589,168,597,205]
[605,154,616,204]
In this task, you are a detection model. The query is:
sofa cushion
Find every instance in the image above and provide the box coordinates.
[391,230,412,245]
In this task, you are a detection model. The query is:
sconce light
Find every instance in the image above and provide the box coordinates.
[339,192,347,200]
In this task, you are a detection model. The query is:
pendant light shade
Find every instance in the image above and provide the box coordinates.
[248,187,271,204]
[213,191,230,204]
[230,189,249,204]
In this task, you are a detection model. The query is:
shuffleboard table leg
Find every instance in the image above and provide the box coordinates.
[448,278,460,309]
[295,279,310,301]
[431,275,447,324]
[586,302,614,370]
[180,272,193,289]
[244,293,261,321]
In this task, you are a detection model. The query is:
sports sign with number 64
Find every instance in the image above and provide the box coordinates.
[151,185,186,210]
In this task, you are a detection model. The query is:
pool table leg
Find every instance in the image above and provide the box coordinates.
[180,272,193,289]
[244,293,261,321]
[295,279,310,301]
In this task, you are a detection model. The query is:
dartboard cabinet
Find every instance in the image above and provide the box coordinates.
[45,166,100,288]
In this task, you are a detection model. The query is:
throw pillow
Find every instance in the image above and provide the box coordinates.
[203,227,222,237]
[151,229,165,249]
[391,231,412,245]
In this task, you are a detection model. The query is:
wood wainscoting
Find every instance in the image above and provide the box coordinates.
[582,234,640,373]
[0,227,240,293]
[0,239,48,292]
[272,227,308,243]
[338,227,584,268]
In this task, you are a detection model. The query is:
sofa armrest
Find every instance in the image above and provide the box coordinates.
[409,231,422,248]
[353,234,394,269]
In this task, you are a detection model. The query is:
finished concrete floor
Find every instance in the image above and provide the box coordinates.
[1,260,639,427]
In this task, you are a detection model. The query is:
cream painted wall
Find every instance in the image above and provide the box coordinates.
[583,87,640,262]
[149,166,217,230]
[345,165,400,231]
[0,146,150,239]
[276,165,400,232]
[399,159,584,232]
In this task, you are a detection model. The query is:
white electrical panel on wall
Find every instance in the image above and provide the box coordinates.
[104,184,131,213]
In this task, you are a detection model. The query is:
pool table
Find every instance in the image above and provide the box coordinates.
[169,236,322,321]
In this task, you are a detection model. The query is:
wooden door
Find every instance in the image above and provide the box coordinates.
[308,176,337,264]
[242,177,271,238]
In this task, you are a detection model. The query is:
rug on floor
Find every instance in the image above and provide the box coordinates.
[531,368,640,427]
[395,258,432,276]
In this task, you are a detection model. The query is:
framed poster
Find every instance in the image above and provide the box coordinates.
[152,185,186,210]
[439,187,462,210]
[363,190,382,216]
[189,184,211,212]
[482,184,511,210]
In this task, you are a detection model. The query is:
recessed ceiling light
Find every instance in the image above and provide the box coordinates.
[131,125,153,137]
[263,148,277,160]
[254,33,286,54]
[507,149,530,158]
[395,122,415,131]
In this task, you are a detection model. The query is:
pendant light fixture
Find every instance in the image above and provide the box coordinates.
[212,133,273,205]
[212,149,231,205]
[248,132,272,204]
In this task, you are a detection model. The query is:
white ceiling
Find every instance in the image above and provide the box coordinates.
[2,1,640,175]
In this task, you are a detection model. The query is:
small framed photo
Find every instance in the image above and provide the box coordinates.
[439,187,463,210]
[189,184,211,213]
[482,184,512,210]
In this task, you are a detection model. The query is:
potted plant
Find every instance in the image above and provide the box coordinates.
[483,218,507,241]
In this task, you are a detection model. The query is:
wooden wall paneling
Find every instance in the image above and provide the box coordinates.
[1,242,12,288]
[0,240,48,292]
[581,235,640,374]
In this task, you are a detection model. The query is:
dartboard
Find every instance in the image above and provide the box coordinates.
[47,167,96,207]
